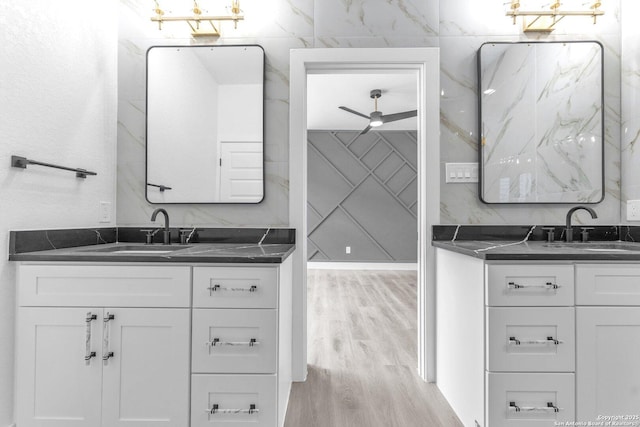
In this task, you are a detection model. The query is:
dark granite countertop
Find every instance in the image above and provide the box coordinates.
[433,240,640,261]
[9,227,296,264]
[432,225,640,261]
[9,242,295,264]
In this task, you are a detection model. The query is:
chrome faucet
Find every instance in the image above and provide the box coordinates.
[150,208,171,245]
[565,206,597,243]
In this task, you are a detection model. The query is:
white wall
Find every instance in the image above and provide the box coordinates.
[0,1,118,424]
[147,48,220,203]
[218,84,262,142]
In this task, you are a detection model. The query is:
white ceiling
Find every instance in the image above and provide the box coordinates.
[306,72,418,131]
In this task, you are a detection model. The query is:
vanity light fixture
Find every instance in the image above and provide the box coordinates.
[151,0,244,37]
[506,0,604,32]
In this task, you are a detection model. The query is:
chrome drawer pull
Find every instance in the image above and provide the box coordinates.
[206,338,260,347]
[507,281,559,289]
[509,402,562,413]
[508,336,563,345]
[207,404,259,415]
[208,284,258,294]
[85,312,97,365]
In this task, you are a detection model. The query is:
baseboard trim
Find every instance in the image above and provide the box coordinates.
[307,262,417,271]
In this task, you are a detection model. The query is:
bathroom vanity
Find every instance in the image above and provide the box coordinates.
[434,229,640,427]
[9,228,295,427]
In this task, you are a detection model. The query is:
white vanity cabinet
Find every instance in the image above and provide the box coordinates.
[190,260,292,427]
[437,251,640,426]
[15,265,192,427]
[575,265,640,421]
[15,257,293,427]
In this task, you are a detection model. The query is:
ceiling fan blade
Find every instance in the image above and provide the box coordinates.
[381,110,417,123]
[339,106,371,120]
[358,125,372,136]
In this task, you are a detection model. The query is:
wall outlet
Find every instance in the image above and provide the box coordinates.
[345,246,351,254]
[628,200,640,221]
[99,201,112,223]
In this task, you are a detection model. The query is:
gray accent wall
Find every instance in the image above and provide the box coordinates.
[307,130,417,262]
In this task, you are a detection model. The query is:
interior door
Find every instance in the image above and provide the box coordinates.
[219,141,263,202]
[101,308,190,427]
[16,307,103,427]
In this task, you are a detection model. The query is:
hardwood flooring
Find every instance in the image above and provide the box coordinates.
[284,269,462,427]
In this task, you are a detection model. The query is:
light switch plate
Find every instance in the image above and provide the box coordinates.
[445,162,479,183]
[627,200,640,221]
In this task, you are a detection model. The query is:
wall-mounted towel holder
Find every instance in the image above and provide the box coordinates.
[147,183,172,192]
[11,155,97,179]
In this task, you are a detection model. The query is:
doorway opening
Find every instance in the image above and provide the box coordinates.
[289,48,440,384]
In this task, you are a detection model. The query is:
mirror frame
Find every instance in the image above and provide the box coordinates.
[477,40,605,205]
[145,44,266,205]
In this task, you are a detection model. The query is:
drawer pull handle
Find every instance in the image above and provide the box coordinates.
[509,401,562,413]
[507,281,559,290]
[103,313,115,365]
[207,404,259,415]
[206,338,260,347]
[85,312,98,365]
[208,284,258,294]
[508,336,563,346]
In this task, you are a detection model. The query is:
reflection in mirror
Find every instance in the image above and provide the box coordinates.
[478,41,604,204]
[146,45,264,204]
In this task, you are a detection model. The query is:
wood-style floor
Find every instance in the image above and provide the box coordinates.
[284,269,463,427]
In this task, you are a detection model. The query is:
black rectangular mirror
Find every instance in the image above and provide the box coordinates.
[478,41,604,204]
[146,45,264,204]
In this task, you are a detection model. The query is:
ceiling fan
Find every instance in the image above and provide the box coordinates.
[339,89,417,136]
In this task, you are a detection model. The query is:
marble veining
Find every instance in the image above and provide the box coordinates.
[116,0,628,227]
[9,227,295,263]
[480,42,604,203]
[433,224,640,260]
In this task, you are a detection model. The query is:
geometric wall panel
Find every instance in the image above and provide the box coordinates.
[307,130,418,262]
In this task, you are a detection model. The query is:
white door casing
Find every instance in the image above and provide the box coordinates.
[289,48,441,382]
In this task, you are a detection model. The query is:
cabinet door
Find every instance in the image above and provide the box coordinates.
[101,308,190,427]
[577,307,640,421]
[16,307,103,427]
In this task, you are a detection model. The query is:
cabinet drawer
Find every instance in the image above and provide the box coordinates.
[576,264,640,305]
[486,264,574,306]
[18,265,191,307]
[487,372,575,426]
[487,307,575,372]
[191,374,277,427]
[193,267,278,309]
[192,309,277,374]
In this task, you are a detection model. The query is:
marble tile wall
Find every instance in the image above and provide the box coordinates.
[621,0,640,223]
[118,0,628,227]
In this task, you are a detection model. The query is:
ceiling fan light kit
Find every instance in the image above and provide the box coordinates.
[338,88,417,136]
